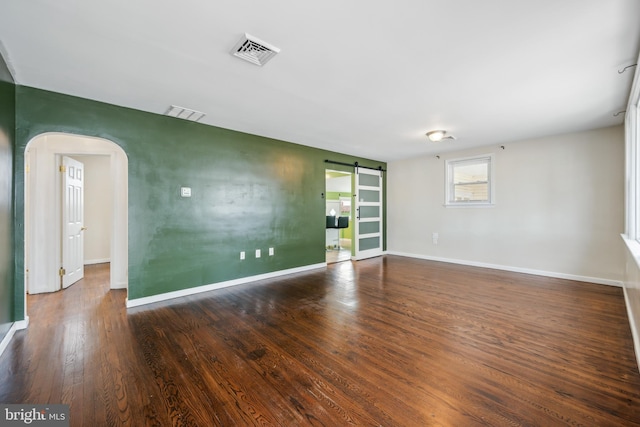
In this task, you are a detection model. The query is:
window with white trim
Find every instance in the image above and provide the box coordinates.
[445,155,494,206]
[622,53,639,244]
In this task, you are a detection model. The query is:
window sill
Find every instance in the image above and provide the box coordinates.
[444,203,495,208]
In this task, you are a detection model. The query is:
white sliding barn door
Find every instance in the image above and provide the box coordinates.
[354,167,383,260]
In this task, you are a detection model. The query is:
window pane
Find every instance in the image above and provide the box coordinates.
[454,182,489,202]
[359,173,379,187]
[359,189,379,203]
[360,206,380,218]
[446,156,493,205]
[359,221,380,234]
[453,160,488,184]
[359,236,380,251]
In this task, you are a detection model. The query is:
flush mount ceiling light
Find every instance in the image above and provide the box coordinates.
[165,105,206,122]
[426,130,455,142]
[231,33,281,66]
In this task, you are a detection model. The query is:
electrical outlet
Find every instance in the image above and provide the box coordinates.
[240,251,245,260]
[269,247,274,256]
[432,232,439,245]
[255,249,261,258]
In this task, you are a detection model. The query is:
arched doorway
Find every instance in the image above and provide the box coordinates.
[24,133,127,304]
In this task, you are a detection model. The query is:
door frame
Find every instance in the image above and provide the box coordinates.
[24,133,128,298]
[324,169,354,260]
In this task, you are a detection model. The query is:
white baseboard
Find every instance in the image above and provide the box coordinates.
[0,315,27,358]
[111,281,127,290]
[622,287,640,373]
[85,258,110,265]
[387,251,623,287]
[0,323,17,358]
[352,250,387,261]
[15,316,29,330]
[126,262,327,308]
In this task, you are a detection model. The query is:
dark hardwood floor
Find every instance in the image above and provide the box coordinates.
[1,256,640,426]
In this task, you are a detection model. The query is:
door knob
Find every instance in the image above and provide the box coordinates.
[81,226,87,231]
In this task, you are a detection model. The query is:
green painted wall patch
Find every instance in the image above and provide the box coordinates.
[0,52,15,336]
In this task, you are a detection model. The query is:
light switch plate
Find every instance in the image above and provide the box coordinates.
[180,187,192,197]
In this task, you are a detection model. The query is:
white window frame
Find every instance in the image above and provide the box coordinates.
[445,154,495,207]
[622,51,640,252]
[630,104,639,241]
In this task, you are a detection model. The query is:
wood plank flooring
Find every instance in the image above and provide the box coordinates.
[326,239,352,264]
[1,256,640,426]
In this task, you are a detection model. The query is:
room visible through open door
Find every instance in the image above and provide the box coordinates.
[325,170,353,264]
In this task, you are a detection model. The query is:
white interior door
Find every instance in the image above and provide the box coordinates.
[62,156,85,288]
[354,167,383,260]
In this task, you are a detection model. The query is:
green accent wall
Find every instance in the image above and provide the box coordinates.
[0,52,15,340]
[13,86,386,313]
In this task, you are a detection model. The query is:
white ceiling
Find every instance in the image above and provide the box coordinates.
[0,0,638,161]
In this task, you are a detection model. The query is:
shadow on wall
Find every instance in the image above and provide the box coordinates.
[0,127,13,341]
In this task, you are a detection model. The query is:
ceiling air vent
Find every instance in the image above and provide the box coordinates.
[231,33,280,66]
[165,105,206,122]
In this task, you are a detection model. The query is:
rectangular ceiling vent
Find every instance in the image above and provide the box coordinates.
[165,105,206,122]
[231,33,280,66]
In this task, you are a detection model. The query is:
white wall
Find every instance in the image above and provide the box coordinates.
[71,155,112,264]
[388,125,625,284]
[326,175,351,192]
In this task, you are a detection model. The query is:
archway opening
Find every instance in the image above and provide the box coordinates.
[24,133,127,309]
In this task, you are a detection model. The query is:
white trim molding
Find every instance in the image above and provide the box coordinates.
[387,251,623,287]
[126,263,327,308]
[623,286,640,374]
[0,324,17,358]
[0,316,28,358]
[15,317,29,330]
[622,48,640,373]
[0,317,30,359]
[621,234,640,371]
[112,281,128,290]
[352,250,388,262]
